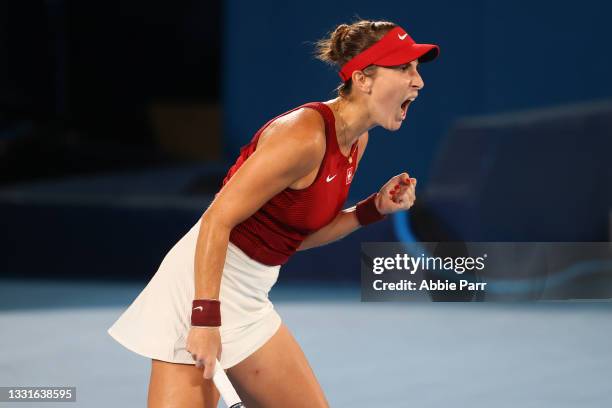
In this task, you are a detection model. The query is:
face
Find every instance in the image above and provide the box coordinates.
[362,60,424,131]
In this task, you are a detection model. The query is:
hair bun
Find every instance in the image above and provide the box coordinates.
[314,19,396,84]
[329,24,350,64]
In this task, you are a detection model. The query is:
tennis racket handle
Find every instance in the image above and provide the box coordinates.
[212,358,245,408]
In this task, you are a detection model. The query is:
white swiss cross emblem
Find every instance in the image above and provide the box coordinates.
[346,167,354,185]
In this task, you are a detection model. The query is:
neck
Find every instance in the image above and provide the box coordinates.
[325,96,374,151]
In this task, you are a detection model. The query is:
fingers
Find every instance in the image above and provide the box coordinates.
[203,357,216,380]
[185,326,221,379]
[191,352,203,369]
[389,183,400,200]
[389,176,416,203]
[190,354,217,379]
[382,172,418,211]
[390,193,415,207]
[391,173,416,189]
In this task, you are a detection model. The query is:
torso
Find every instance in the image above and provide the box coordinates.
[255,104,362,190]
[223,101,364,265]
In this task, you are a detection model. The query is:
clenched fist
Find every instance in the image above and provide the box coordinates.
[375,172,417,215]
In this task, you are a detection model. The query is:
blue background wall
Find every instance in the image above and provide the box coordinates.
[223,0,612,200]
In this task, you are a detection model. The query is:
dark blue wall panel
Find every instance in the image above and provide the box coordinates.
[223,0,612,202]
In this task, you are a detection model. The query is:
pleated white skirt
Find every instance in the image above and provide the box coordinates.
[107,218,282,369]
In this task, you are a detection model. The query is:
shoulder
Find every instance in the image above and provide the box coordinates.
[289,106,327,145]
[256,106,327,171]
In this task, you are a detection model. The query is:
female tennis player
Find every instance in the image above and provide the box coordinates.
[108,19,438,407]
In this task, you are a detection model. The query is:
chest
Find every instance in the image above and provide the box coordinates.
[269,155,357,233]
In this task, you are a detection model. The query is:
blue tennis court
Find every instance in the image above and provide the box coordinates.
[1,280,611,407]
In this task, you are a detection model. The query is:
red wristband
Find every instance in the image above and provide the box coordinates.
[191,299,221,327]
[355,193,387,226]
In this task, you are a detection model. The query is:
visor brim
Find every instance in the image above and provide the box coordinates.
[375,43,439,66]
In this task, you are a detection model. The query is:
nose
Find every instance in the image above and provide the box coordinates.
[411,68,424,90]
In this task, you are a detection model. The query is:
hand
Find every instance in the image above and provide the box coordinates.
[186,326,222,379]
[375,172,417,215]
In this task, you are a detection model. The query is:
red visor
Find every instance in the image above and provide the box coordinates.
[338,26,439,82]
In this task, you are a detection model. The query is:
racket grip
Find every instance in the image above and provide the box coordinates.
[212,358,245,408]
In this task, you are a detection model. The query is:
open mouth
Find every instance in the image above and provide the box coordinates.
[400,97,415,118]
[401,99,411,111]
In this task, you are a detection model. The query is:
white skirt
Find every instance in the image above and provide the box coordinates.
[107,218,282,369]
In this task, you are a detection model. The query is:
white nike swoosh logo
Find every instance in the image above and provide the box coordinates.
[326,174,337,182]
[193,306,204,311]
[398,33,408,40]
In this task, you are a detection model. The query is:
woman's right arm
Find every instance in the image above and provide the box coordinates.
[194,111,325,298]
[187,109,325,379]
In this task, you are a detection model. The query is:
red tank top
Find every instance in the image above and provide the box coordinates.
[221,102,359,265]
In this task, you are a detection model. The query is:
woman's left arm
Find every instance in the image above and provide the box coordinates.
[297,132,418,251]
[297,173,416,250]
[296,206,362,251]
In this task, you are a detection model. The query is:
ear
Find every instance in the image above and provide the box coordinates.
[351,69,373,94]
